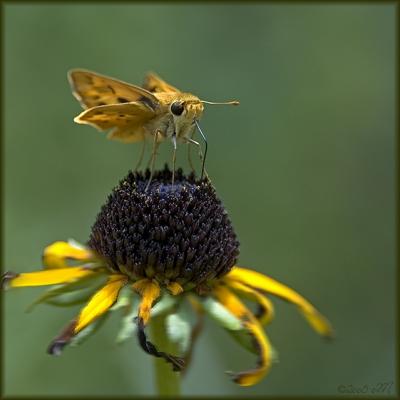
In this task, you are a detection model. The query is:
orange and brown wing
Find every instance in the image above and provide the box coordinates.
[68,69,160,110]
[143,72,180,93]
[74,102,155,143]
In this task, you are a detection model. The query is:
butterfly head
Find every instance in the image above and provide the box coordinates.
[169,94,204,121]
[169,93,239,138]
[167,94,203,139]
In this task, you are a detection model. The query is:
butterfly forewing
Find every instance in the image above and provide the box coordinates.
[68,69,160,110]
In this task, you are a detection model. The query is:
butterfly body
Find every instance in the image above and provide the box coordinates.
[68,69,205,144]
[147,91,204,142]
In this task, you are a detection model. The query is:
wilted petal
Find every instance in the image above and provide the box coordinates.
[132,279,184,371]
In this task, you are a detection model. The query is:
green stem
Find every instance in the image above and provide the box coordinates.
[151,313,181,396]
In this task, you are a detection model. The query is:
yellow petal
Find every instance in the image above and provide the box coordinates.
[166,281,184,296]
[227,266,333,338]
[225,278,274,325]
[43,241,95,269]
[74,275,127,333]
[132,279,160,325]
[213,285,271,386]
[4,267,95,288]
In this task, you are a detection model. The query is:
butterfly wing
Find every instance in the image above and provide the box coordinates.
[74,102,155,143]
[68,69,160,110]
[143,72,180,93]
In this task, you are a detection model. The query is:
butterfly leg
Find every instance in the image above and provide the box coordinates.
[134,134,146,172]
[145,131,161,191]
[185,138,209,180]
[187,132,195,173]
[171,133,177,185]
[193,121,209,180]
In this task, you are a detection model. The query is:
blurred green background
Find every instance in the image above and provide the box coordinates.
[3,3,396,396]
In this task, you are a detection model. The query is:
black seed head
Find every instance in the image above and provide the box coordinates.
[88,166,240,290]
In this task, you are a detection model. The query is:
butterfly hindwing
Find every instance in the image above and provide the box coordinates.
[107,127,146,143]
[74,102,155,142]
[143,72,180,94]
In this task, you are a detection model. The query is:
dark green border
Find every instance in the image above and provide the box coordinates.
[0,1,398,399]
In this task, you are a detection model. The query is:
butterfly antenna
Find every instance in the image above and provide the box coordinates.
[201,100,239,106]
[194,120,208,180]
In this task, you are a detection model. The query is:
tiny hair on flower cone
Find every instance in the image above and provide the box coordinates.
[2,166,333,387]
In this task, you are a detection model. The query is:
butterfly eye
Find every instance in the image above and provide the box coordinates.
[170,102,184,116]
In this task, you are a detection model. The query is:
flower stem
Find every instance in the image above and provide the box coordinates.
[151,313,181,396]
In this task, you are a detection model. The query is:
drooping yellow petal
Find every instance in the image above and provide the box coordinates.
[4,267,95,288]
[132,279,160,325]
[227,266,333,338]
[213,285,272,386]
[74,275,127,333]
[225,278,274,325]
[43,241,95,269]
